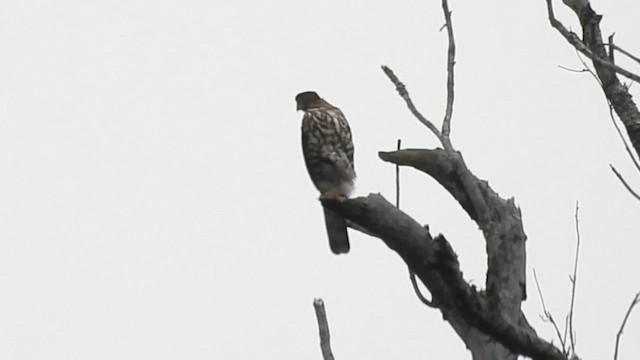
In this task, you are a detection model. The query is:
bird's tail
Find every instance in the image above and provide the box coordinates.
[323,207,350,254]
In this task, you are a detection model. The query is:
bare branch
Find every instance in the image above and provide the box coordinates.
[568,201,581,355]
[575,51,602,86]
[396,139,401,208]
[547,0,640,159]
[610,165,640,201]
[609,43,640,67]
[322,192,563,360]
[569,50,640,185]
[379,149,491,225]
[557,65,589,73]
[381,65,443,141]
[613,292,640,360]
[384,3,493,233]
[545,0,640,83]
[563,315,570,348]
[440,0,456,151]
[533,268,567,356]
[313,298,335,360]
[379,149,476,220]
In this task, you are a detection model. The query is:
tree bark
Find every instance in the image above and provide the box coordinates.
[321,148,566,360]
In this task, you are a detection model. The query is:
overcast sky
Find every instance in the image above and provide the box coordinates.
[1,0,639,359]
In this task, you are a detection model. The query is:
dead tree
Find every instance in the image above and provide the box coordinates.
[319,1,564,359]
[313,1,640,359]
[313,1,582,359]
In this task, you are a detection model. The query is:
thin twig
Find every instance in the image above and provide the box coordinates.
[608,103,640,173]
[613,292,640,360]
[567,201,581,355]
[395,139,434,308]
[313,298,335,360]
[439,0,491,224]
[609,43,640,66]
[557,65,590,73]
[533,268,568,356]
[396,139,401,208]
[545,0,640,83]
[571,50,640,195]
[381,65,443,141]
[440,0,455,151]
[384,3,487,224]
[575,51,602,86]
[610,165,640,201]
[575,51,640,176]
[409,269,436,308]
[562,315,569,350]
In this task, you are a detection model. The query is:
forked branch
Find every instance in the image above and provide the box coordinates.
[610,165,640,201]
[322,194,565,360]
[533,269,568,356]
[544,0,640,83]
[440,0,455,151]
[613,292,640,360]
[381,65,442,142]
[545,0,640,163]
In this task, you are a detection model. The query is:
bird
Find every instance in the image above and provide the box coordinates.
[296,91,355,254]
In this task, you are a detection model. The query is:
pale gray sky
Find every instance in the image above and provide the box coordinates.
[1,0,639,359]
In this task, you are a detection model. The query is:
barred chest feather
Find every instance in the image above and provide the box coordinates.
[301,106,355,195]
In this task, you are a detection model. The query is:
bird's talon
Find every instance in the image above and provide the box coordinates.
[320,191,348,202]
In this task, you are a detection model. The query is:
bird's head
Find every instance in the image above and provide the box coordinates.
[295,91,321,111]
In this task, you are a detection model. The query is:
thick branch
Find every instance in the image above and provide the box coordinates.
[362,3,565,359]
[379,148,528,309]
[379,148,476,220]
[609,104,640,174]
[322,194,565,360]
